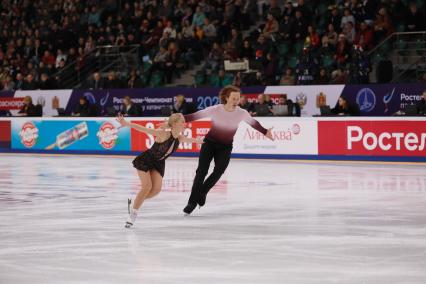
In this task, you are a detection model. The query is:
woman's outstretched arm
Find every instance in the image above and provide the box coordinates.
[116,114,167,137]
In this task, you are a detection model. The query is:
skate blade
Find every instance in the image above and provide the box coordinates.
[125,222,133,228]
[127,198,132,214]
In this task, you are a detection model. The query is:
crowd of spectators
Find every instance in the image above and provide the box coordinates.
[0,0,425,91]
[0,0,259,90]
[75,91,363,117]
[238,93,301,116]
[227,0,426,86]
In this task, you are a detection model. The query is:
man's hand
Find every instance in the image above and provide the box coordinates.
[265,127,274,141]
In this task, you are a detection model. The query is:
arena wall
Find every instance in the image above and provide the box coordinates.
[1,116,425,162]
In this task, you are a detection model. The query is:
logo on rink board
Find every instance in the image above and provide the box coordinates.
[233,119,318,155]
[296,93,307,109]
[356,88,376,112]
[292,124,301,135]
[18,122,39,148]
[383,87,395,113]
[318,120,426,156]
[97,122,119,149]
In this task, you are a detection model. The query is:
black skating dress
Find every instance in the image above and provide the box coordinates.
[132,134,180,177]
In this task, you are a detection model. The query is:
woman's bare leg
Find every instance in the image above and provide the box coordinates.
[126,170,153,228]
[146,170,163,199]
[133,170,153,210]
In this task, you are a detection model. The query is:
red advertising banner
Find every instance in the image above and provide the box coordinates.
[318,120,426,156]
[0,120,11,148]
[0,98,24,110]
[131,120,211,153]
[243,94,281,104]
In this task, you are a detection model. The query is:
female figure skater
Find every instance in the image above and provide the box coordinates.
[183,85,274,214]
[116,113,203,228]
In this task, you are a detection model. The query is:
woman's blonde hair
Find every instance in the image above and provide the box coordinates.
[219,85,241,104]
[167,113,183,127]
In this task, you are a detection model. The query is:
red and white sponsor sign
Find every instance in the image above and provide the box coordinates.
[18,121,39,148]
[233,117,318,155]
[243,94,282,104]
[318,120,426,156]
[131,119,211,153]
[0,97,25,110]
[96,121,119,149]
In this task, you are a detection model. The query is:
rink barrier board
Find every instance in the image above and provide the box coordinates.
[1,83,425,117]
[1,149,425,163]
[1,117,426,162]
[318,120,426,157]
[0,120,11,148]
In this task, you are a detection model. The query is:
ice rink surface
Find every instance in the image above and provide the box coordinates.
[0,153,425,284]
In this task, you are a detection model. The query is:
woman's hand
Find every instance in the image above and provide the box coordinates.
[116,114,130,127]
[266,127,274,141]
[179,135,204,145]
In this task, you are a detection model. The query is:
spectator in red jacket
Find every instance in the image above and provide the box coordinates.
[42,50,55,66]
[262,13,279,39]
[354,21,374,50]
[335,34,351,67]
[306,26,320,50]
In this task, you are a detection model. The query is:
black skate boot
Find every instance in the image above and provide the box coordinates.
[183,202,197,214]
[198,194,206,207]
